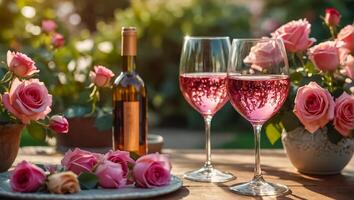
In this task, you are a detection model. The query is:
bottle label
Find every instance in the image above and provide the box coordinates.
[123,101,140,152]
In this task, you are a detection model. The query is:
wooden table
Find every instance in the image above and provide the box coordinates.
[13,147,354,200]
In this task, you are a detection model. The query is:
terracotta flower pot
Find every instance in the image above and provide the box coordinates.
[56,117,112,153]
[282,126,354,175]
[0,124,25,172]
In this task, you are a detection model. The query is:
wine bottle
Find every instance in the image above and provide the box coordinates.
[112,27,147,156]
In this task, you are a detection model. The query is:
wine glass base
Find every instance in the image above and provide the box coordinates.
[184,166,235,183]
[229,177,289,196]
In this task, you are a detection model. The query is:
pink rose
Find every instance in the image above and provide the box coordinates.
[95,160,126,188]
[337,25,354,51]
[49,115,69,134]
[243,39,283,71]
[89,65,115,87]
[41,20,57,33]
[338,48,354,79]
[133,153,171,188]
[10,161,46,192]
[7,51,39,77]
[2,78,52,124]
[308,41,341,72]
[293,82,335,133]
[61,148,101,175]
[105,150,135,178]
[324,8,341,27]
[52,33,65,48]
[334,92,354,137]
[271,19,316,53]
[344,55,354,79]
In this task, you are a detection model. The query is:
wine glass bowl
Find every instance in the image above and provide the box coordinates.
[179,36,235,182]
[227,38,290,196]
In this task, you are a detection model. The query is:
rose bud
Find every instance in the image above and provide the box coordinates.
[293,82,335,133]
[89,65,115,87]
[52,33,65,48]
[95,160,126,189]
[47,171,81,194]
[243,39,283,71]
[271,19,316,53]
[10,161,46,192]
[133,153,171,188]
[2,78,52,124]
[324,8,341,27]
[41,20,57,33]
[308,41,341,72]
[105,150,135,178]
[337,25,354,51]
[61,148,101,175]
[7,50,39,78]
[49,115,69,134]
[334,92,354,137]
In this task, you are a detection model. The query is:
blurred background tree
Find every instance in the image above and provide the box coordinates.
[0,0,353,147]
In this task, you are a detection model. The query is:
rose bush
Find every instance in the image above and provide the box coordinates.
[264,8,354,144]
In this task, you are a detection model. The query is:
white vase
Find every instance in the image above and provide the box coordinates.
[282,126,354,175]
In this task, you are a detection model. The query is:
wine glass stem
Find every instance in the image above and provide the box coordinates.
[204,115,213,168]
[253,124,263,179]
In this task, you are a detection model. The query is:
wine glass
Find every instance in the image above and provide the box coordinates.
[227,38,290,196]
[179,36,235,182]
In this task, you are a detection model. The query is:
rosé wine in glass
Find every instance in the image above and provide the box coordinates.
[227,75,290,125]
[179,72,228,116]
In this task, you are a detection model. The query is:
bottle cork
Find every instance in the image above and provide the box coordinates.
[121,27,137,56]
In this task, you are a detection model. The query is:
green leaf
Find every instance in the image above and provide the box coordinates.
[95,112,112,131]
[281,112,301,132]
[290,71,303,85]
[78,172,98,190]
[265,123,282,145]
[27,122,46,142]
[327,124,344,144]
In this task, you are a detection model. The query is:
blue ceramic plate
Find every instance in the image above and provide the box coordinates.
[0,172,182,200]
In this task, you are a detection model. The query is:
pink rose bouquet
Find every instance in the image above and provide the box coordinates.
[264,8,354,144]
[0,50,69,140]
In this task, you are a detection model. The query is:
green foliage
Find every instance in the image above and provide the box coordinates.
[78,172,98,190]
[327,124,344,144]
[26,122,46,142]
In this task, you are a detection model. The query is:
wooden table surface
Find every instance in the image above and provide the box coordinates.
[12,147,354,200]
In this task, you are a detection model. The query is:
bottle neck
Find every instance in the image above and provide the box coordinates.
[122,55,136,72]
